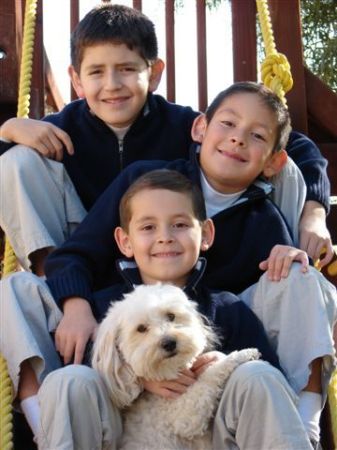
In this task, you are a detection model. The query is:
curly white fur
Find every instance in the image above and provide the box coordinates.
[92,284,260,450]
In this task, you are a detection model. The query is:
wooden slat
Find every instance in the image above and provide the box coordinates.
[70,0,79,101]
[231,0,257,82]
[268,0,308,134]
[44,48,65,112]
[305,68,337,140]
[30,0,44,119]
[0,1,22,106]
[196,0,207,112]
[132,0,142,11]
[165,0,175,102]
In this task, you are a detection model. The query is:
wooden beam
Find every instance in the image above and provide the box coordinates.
[30,0,44,119]
[231,0,257,82]
[196,0,207,112]
[268,0,308,134]
[165,0,175,102]
[305,68,337,140]
[0,0,22,106]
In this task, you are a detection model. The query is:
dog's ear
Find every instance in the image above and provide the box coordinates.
[92,303,142,408]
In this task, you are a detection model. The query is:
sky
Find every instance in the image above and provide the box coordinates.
[43,0,233,110]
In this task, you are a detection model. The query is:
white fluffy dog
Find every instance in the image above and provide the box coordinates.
[92,283,260,450]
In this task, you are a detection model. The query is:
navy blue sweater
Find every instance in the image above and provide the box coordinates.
[0,94,330,211]
[0,94,198,211]
[46,149,294,306]
[91,258,282,372]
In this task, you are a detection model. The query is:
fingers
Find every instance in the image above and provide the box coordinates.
[315,241,334,268]
[53,127,74,156]
[262,245,309,281]
[55,327,92,365]
[29,124,73,160]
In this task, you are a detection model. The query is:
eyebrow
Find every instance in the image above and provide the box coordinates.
[218,107,271,132]
[134,213,192,224]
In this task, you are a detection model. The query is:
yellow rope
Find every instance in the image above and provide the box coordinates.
[0,355,13,450]
[1,1,38,449]
[329,369,337,445]
[256,0,293,105]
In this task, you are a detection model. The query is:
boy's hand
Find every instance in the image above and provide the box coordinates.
[55,297,97,365]
[142,369,196,399]
[191,351,226,377]
[259,245,309,281]
[0,117,74,161]
[299,200,334,268]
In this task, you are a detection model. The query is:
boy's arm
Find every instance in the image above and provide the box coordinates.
[286,131,333,265]
[0,117,74,160]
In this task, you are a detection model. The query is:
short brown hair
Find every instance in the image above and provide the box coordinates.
[71,4,158,71]
[119,170,207,231]
[205,82,292,152]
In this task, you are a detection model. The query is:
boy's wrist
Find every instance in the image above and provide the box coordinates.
[62,296,92,312]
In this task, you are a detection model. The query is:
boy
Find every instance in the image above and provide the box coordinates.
[2,170,312,449]
[43,82,337,444]
[0,4,333,274]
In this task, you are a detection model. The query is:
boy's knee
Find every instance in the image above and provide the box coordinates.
[1,145,41,176]
[227,360,291,395]
[2,272,39,296]
[40,365,102,399]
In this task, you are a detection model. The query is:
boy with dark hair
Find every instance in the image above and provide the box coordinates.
[0,4,333,274]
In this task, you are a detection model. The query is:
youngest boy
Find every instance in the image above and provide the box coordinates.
[2,170,312,449]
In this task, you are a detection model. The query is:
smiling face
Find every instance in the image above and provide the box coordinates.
[115,188,214,287]
[69,42,163,128]
[194,92,286,193]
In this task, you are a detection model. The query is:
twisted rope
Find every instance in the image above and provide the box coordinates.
[256,0,293,105]
[1,1,38,449]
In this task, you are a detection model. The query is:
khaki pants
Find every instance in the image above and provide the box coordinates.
[0,145,86,270]
[38,362,311,450]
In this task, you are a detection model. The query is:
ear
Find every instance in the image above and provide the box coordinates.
[114,227,134,258]
[191,114,207,143]
[68,65,85,98]
[201,218,215,251]
[92,304,142,408]
[263,149,288,178]
[148,59,165,92]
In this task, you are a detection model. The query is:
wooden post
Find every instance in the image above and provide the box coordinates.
[231,0,257,82]
[267,0,308,134]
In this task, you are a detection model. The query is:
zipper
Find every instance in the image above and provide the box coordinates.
[118,138,124,171]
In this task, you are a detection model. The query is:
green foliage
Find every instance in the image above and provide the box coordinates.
[300,0,337,92]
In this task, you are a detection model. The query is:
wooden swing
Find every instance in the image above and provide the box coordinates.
[0,1,336,449]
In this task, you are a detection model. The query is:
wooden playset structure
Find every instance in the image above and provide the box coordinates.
[0,0,336,449]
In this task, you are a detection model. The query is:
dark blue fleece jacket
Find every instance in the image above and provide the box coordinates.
[0,94,198,210]
[0,94,330,211]
[46,149,295,305]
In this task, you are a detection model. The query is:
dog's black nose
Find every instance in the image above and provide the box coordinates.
[161,337,177,352]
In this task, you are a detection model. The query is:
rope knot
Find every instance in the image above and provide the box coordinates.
[261,52,293,101]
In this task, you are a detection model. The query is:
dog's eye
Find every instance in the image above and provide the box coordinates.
[137,324,148,333]
[166,312,175,322]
